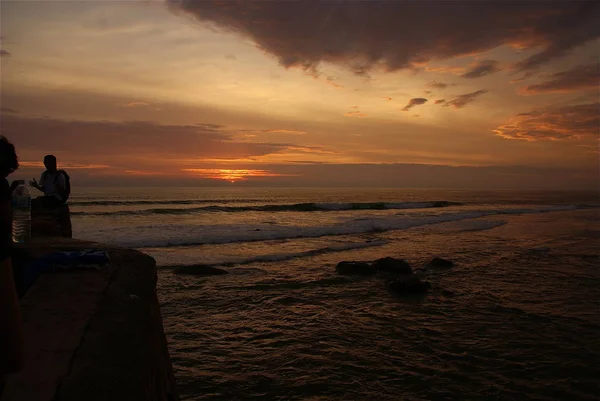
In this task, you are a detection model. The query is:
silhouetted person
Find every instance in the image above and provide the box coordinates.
[30,155,69,207]
[0,136,24,386]
[29,155,72,237]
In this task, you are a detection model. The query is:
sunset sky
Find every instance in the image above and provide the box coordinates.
[1,0,598,188]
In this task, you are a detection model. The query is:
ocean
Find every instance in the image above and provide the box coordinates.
[70,187,600,400]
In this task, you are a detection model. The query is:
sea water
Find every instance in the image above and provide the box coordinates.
[70,187,600,400]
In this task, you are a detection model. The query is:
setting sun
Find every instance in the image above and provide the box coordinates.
[181,168,292,182]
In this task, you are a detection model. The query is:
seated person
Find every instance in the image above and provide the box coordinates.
[0,136,24,382]
[29,155,67,207]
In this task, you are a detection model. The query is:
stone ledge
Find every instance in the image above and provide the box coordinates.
[1,238,179,401]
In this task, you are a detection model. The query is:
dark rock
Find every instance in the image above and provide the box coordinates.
[387,274,431,295]
[428,257,454,268]
[373,257,412,275]
[173,265,228,276]
[442,290,456,297]
[335,261,376,275]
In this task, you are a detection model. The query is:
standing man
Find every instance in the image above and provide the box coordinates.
[30,155,68,206]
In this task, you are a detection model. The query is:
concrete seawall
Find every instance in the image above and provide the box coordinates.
[2,238,179,401]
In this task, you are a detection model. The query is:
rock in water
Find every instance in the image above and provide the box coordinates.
[428,257,454,268]
[335,261,376,275]
[372,257,413,275]
[387,274,432,295]
[173,265,228,276]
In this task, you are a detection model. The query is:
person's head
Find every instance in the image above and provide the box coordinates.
[0,136,19,178]
[44,155,57,172]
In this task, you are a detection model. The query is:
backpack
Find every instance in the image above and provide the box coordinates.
[58,169,71,202]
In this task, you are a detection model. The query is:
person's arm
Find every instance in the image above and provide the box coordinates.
[29,176,43,193]
[0,198,24,376]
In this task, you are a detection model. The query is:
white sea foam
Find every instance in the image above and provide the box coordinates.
[74,205,587,248]
[157,239,391,267]
[453,220,508,232]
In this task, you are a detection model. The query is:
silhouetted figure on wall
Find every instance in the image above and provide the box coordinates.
[30,155,70,207]
[29,155,72,238]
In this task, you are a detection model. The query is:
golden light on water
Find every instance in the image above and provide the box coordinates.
[182,168,297,182]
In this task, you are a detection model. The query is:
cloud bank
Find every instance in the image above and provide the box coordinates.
[0,115,322,160]
[168,1,600,75]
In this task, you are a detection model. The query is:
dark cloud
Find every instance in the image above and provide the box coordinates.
[426,81,449,90]
[514,2,600,71]
[0,115,315,159]
[0,49,11,57]
[443,90,488,109]
[168,1,600,75]
[494,102,599,141]
[520,63,600,94]
[402,98,428,111]
[435,99,446,105]
[460,60,501,79]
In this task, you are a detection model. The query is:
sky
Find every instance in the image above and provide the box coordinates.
[1,0,599,189]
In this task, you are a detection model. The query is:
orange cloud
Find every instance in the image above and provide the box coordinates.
[239,129,307,135]
[424,66,466,75]
[284,145,338,155]
[493,102,599,141]
[123,170,168,176]
[121,101,150,107]
[344,111,366,118]
[18,161,110,169]
[325,76,344,89]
